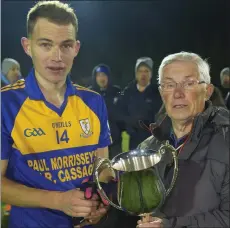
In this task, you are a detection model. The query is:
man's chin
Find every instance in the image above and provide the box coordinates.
[139,82,148,87]
[170,113,193,123]
[46,75,67,84]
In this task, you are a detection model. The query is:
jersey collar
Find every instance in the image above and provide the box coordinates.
[25,68,76,100]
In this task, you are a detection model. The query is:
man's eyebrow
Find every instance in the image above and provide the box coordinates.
[61,39,75,43]
[165,75,194,79]
[36,38,53,42]
[184,75,194,78]
[163,77,174,81]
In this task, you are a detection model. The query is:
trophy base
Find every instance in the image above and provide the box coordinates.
[138,213,152,223]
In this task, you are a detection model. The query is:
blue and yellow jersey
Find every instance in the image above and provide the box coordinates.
[1,69,112,228]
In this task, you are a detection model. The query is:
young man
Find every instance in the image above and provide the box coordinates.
[136,52,229,227]
[1,1,114,228]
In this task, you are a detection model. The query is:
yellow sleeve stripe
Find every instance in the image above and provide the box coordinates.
[73,84,100,96]
[1,81,25,92]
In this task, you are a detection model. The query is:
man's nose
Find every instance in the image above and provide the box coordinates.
[51,46,62,61]
[173,86,185,99]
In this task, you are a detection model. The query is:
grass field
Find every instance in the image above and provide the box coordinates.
[121,131,130,152]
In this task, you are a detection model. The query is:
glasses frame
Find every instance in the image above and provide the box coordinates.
[159,79,206,92]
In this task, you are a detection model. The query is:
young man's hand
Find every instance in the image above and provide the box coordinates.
[57,189,100,217]
[74,203,110,228]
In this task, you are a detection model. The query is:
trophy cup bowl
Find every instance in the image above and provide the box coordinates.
[94,141,178,217]
[111,148,162,172]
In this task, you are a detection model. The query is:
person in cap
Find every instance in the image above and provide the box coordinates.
[116,57,162,150]
[89,64,123,159]
[220,67,230,109]
[1,58,22,87]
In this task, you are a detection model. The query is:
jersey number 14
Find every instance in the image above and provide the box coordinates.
[56,130,69,144]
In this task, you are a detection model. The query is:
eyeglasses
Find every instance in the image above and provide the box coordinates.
[159,80,206,92]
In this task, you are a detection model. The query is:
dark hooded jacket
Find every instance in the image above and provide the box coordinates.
[89,64,122,144]
[116,80,162,149]
[138,103,229,227]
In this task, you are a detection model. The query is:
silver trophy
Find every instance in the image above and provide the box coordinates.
[94,141,178,219]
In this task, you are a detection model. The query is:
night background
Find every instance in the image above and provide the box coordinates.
[2,0,230,88]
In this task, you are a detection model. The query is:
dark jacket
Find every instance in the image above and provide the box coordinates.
[116,80,162,149]
[225,92,230,110]
[89,65,123,144]
[138,104,229,227]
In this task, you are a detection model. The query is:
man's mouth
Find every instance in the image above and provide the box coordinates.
[173,104,188,109]
[47,66,64,72]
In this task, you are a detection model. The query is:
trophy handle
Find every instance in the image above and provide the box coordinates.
[93,158,124,211]
[158,141,178,196]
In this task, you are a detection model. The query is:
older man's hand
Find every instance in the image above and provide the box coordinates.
[136,216,163,228]
[74,203,109,228]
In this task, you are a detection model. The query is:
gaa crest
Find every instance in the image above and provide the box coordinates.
[79,118,93,138]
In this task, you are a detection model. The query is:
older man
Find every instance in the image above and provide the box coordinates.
[137,52,229,228]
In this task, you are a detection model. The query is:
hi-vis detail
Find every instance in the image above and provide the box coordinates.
[79,118,93,138]
[24,128,46,137]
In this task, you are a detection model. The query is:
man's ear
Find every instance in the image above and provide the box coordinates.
[73,40,80,57]
[21,37,32,57]
[158,87,165,103]
[206,83,214,101]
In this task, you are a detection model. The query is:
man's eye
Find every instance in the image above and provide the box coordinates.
[166,83,174,88]
[62,44,72,49]
[41,43,51,48]
[185,81,195,87]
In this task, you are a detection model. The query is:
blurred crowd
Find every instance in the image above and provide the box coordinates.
[1,57,229,159]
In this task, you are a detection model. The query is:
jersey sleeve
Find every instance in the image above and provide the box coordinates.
[1,114,14,160]
[98,96,113,148]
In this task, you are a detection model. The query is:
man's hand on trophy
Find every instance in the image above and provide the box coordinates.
[136,216,163,228]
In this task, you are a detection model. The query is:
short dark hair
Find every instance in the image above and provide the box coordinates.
[27,1,78,38]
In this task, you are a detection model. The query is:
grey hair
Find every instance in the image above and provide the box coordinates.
[158,52,211,84]
[220,67,230,83]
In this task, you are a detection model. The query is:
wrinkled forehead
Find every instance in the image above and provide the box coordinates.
[162,61,199,81]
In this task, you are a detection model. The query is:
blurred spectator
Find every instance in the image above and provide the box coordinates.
[1,58,21,87]
[220,67,230,109]
[116,57,162,150]
[89,64,123,159]
[211,86,227,108]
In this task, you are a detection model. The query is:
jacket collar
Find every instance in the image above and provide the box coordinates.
[150,102,223,159]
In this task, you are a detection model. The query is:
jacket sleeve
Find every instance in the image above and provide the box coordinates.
[162,165,229,228]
